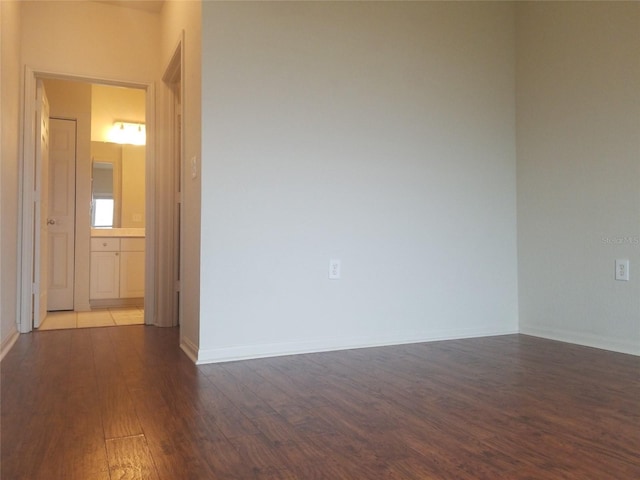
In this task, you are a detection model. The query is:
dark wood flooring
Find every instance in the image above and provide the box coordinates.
[1,327,639,479]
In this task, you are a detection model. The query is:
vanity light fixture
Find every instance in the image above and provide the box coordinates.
[108,121,146,146]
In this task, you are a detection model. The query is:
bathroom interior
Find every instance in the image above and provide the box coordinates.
[39,79,146,330]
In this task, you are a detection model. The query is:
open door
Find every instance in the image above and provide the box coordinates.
[33,80,50,328]
[172,96,182,324]
[159,36,184,327]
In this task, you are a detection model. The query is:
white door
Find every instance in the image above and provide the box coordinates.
[47,119,77,311]
[33,81,50,328]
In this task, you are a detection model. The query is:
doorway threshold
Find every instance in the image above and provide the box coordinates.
[38,307,144,330]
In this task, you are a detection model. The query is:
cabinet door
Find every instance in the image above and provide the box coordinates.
[90,252,120,299]
[120,251,145,298]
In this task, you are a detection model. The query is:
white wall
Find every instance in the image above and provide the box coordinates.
[517,2,640,355]
[159,0,202,354]
[199,2,519,362]
[21,1,159,83]
[7,1,633,363]
[91,84,146,142]
[0,0,22,357]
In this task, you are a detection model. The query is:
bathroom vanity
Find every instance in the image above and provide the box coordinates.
[90,228,145,307]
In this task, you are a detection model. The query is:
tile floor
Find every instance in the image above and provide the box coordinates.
[39,307,145,330]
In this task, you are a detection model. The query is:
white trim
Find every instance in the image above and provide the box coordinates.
[180,335,199,363]
[162,32,184,84]
[18,67,37,333]
[0,330,20,362]
[155,31,185,328]
[18,66,156,332]
[194,327,519,365]
[144,82,156,326]
[520,325,640,356]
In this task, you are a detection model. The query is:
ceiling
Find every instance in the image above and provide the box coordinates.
[95,1,165,14]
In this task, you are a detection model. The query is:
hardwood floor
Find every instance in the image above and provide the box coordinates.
[1,327,639,479]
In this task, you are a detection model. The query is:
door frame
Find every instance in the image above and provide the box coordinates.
[155,32,185,329]
[18,66,156,332]
[33,80,50,329]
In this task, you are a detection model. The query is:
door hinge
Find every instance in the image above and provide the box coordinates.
[175,280,181,292]
[32,282,39,295]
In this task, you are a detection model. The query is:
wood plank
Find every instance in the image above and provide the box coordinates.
[105,435,159,480]
[2,328,639,479]
[98,378,145,439]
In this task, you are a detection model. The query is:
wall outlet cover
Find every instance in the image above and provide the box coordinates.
[615,259,629,281]
[329,259,341,280]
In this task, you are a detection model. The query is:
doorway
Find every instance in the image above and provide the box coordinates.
[18,69,159,333]
[37,80,149,331]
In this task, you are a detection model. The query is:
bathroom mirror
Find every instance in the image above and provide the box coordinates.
[91,142,145,228]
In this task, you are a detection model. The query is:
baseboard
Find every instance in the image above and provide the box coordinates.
[90,298,144,309]
[195,326,519,365]
[520,325,640,356]
[0,329,20,362]
[180,335,199,363]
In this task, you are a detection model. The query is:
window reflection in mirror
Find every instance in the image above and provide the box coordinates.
[91,161,116,227]
[93,199,115,227]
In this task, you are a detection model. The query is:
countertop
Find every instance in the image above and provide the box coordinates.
[91,228,145,238]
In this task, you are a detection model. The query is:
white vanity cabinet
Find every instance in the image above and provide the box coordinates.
[119,238,145,298]
[90,237,145,301]
[90,238,120,299]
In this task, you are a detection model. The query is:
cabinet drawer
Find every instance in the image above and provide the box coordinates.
[91,238,120,252]
[121,238,145,252]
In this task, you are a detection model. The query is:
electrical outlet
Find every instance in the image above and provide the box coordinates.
[329,259,341,280]
[615,259,629,281]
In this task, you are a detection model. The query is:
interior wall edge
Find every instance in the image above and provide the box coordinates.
[180,335,199,363]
